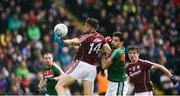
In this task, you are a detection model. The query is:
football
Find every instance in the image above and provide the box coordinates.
[54,23,68,37]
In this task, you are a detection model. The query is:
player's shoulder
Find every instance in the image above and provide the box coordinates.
[126,62,133,68]
[114,48,125,54]
[53,63,61,69]
[139,59,151,63]
[94,32,104,38]
[42,66,49,70]
[118,48,125,53]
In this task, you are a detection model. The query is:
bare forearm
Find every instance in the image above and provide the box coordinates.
[103,43,112,57]
[63,39,81,46]
[63,39,73,46]
[101,54,112,69]
[101,56,108,69]
[38,79,45,89]
[154,64,173,77]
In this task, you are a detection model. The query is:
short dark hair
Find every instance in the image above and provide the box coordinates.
[113,32,125,42]
[43,52,53,57]
[86,18,99,29]
[128,46,139,53]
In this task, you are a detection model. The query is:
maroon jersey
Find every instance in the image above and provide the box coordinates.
[75,32,106,65]
[126,59,155,93]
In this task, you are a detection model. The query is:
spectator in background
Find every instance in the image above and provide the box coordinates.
[16,60,30,80]
[0,67,9,94]
[0,30,11,47]
[96,69,109,95]
[60,47,72,70]
[27,24,41,41]
[8,14,22,31]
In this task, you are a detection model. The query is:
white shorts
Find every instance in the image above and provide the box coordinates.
[105,80,128,96]
[135,91,153,96]
[66,60,97,82]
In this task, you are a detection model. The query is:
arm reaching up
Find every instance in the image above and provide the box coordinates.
[152,64,177,85]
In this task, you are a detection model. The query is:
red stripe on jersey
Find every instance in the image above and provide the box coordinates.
[120,54,125,62]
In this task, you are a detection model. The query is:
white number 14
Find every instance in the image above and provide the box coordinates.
[88,43,102,54]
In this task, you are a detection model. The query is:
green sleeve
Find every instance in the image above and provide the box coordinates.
[53,64,64,76]
[108,49,124,61]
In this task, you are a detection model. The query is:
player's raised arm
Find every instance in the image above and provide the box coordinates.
[151,63,177,85]
[63,38,81,46]
[101,43,112,69]
[102,43,111,57]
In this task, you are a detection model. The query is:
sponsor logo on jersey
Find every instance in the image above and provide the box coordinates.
[130,70,141,77]
[42,70,54,79]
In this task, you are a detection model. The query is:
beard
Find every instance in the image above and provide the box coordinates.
[111,44,117,50]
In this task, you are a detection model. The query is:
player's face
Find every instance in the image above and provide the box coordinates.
[111,36,123,49]
[128,50,139,63]
[83,23,94,33]
[43,54,53,66]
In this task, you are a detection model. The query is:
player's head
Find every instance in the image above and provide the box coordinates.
[83,18,99,33]
[111,32,124,49]
[128,46,139,63]
[43,52,54,66]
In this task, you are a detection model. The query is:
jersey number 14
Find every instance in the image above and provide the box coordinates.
[88,43,102,54]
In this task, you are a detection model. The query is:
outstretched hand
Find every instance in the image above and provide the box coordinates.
[171,75,177,85]
[54,32,63,44]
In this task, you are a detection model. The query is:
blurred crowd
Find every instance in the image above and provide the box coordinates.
[0,0,179,95]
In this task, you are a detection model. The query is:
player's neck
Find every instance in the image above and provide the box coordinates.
[131,59,138,64]
[50,62,54,66]
[91,31,96,33]
[90,29,96,33]
[118,46,124,49]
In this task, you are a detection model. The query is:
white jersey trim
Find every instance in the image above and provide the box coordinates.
[109,49,119,60]
[54,63,64,74]
[79,33,94,42]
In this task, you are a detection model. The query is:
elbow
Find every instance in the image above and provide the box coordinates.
[102,63,108,69]
[102,65,106,69]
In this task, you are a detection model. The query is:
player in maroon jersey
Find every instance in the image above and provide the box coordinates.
[126,46,177,96]
[54,18,111,95]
